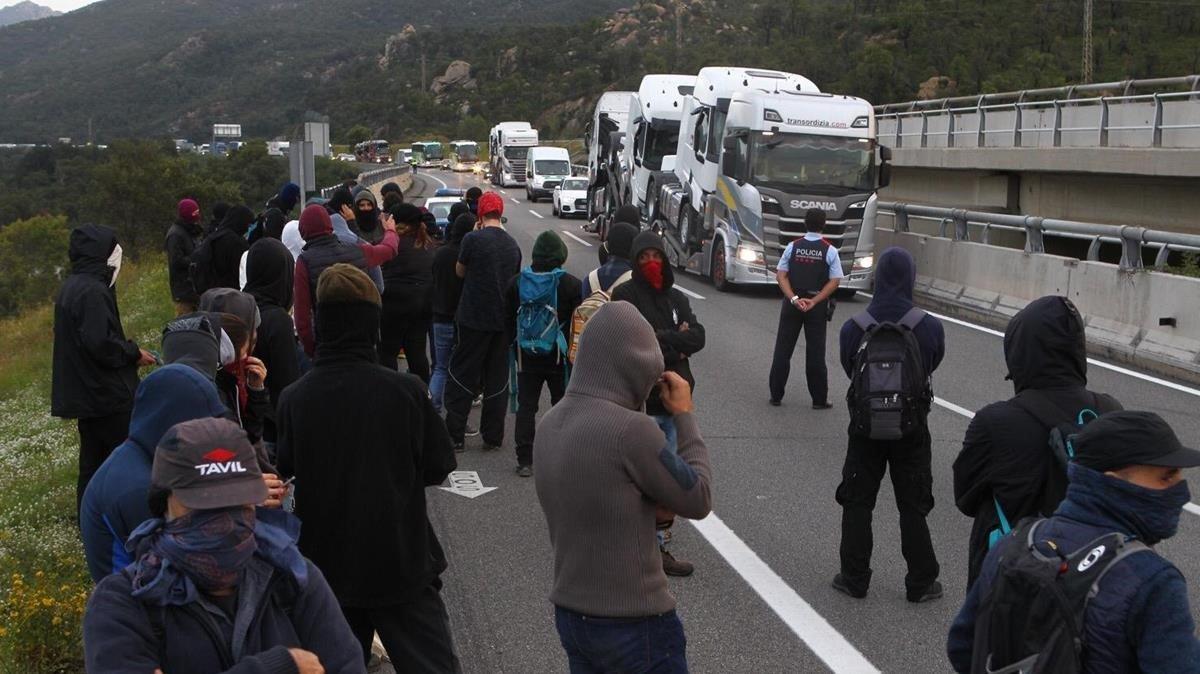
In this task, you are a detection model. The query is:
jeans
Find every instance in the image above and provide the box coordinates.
[554,606,689,674]
[429,322,455,414]
[768,298,829,404]
[653,415,678,548]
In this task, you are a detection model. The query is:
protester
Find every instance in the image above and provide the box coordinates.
[378,203,435,379]
[768,208,843,408]
[79,364,235,582]
[240,209,288,288]
[444,192,522,452]
[161,311,225,380]
[833,247,945,602]
[277,264,460,670]
[294,203,398,358]
[581,221,637,297]
[165,198,204,315]
[465,186,482,215]
[953,295,1122,587]
[207,201,229,237]
[597,206,640,268]
[430,213,474,415]
[534,301,712,672]
[205,204,255,291]
[243,238,300,446]
[325,187,386,292]
[200,288,270,441]
[353,189,384,245]
[611,230,705,577]
[83,418,362,674]
[380,181,404,211]
[52,224,156,510]
[947,411,1200,673]
[281,218,305,260]
[266,181,302,218]
[505,231,582,477]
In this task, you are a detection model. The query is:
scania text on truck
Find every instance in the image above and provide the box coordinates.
[618,74,697,225]
[449,141,479,172]
[582,91,634,239]
[525,146,572,202]
[489,122,539,188]
[649,67,890,293]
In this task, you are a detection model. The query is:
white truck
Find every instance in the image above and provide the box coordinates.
[616,74,697,225]
[649,67,890,292]
[489,122,539,188]
[582,91,634,239]
[524,146,572,202]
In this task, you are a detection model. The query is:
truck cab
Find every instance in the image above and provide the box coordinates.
[525,146,572,202]
[490,122,539,187]
[621,74,697,224]
[583,91,634,238]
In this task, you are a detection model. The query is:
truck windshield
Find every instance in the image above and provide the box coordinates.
[750,133,874,193]
[535,160,571,176]
[506,146,529,160]
[643,127,680,171]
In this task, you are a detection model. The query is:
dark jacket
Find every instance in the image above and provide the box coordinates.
[581,257,633,297]
[276,300,456,608]
[244,239,299,444]
[165,219,204,303]
[431,218,472,323]
[611,231,705,417]
[84,536,364,673]
[948,464,1200,673]
[79,365,228,582]
[215,368,270,448]
[953,296,1122,586]
[51,225,140,420]
[381,232,435,317]
[505,266,583,372]
[839,247,945,378]
[208,206,254,290]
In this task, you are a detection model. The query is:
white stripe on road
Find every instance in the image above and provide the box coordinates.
[510,197,521,205]
[1186,503,1200,517]
[560,230,593,247]
[689,513,880,674]
[674,284,706,301]
[529,210,544,219]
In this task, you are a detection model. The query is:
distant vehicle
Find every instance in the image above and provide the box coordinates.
[433,188,466,197]
[618,74,697,224]
[583,91,635,238]
[355,139,391,164]
[525,146,572,202]
[489,122,539,187]
[174,139,195,153]
[553,177,589,219]
[395,149,414,165]
[423,196,463,239]
[267,141,290,157]
[336,153,356,162]
[411,141,444,168]
[448,140,479,172]
[199,143,211,154]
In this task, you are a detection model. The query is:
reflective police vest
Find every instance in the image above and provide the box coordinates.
[786,237,831,295]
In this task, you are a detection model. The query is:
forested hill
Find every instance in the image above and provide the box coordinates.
[1,0,1198,143]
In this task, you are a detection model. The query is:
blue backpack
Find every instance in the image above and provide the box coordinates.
[515,267,567,357]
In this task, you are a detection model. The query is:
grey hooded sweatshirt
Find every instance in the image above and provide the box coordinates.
[533,300,713,618]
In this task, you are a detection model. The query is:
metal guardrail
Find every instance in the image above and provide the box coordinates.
[878,201,1200,271]
[874,75,1200,150]
[319,165,410,198]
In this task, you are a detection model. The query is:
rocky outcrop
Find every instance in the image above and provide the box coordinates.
[918,75,956,100]
[599,0,730,48]
[430,60,477,102]
[496,47,519,78]
[160,34,207,68]
[378,24,417,69]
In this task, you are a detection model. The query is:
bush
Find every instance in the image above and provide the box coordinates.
[0,215,71,317]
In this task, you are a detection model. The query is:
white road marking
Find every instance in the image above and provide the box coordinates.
[420,172,448,190]
[689,513,880,674]
[561,230,592,247]
[529,210,544,219]
[1186,503,1200,517]
[510,197,521,205]
[675,284,706,300]
[438,471,497,499]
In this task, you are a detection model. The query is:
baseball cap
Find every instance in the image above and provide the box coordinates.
[151,418,267,509]
[478,191,505,218]
[1073,410,1200,472]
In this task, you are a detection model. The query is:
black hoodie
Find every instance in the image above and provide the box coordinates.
[51,225,140,419]
[611,231,706,416]
[952,295,1122,586]
[431,214,474,322]
[164,218,203,303]
[207,205,253,290]
[245,239,300,443]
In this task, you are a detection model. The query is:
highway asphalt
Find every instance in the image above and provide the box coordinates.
[401,169,1200,673]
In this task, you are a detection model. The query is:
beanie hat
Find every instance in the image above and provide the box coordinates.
[380,182,403,198]
[465,186,483,202]
[613,205,640,227]
[316,263,381,307]
[178,198,201,224]
[354,189,378,208]
[389,202,423,226]
[478,192,505,218]
[298,203,333,241]
[279,182,301,208]
[532,230,568,269]
[606,223,638,260]
[448,201,470,223]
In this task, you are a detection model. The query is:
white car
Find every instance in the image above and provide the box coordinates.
[336,153,356,162]
[553,177,590,219]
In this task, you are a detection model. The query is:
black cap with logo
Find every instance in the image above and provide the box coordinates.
[1073,410,1200,472]
[151,417,267,509]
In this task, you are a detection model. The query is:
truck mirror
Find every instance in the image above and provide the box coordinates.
[878,162,892,189]
[879,145,893,162]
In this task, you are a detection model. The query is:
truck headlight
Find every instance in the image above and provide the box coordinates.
[737,246,765,264]
[853,255,874,270]
[760,194,779,205]
[849,201,867,210]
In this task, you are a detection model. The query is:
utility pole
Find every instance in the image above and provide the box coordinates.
[421,53,427,91]
[1082,0,1094,83]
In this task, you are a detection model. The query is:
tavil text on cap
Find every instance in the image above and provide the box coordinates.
[151,417,267,509]
[1072,410,1200,472]
[478,191,505,217]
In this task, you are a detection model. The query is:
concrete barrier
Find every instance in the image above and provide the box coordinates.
[878,229,1200,384]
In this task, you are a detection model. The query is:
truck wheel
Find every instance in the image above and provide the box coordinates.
[711,241,732,292]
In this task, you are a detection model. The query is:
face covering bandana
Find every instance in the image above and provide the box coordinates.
[640,259,665,291]
[1121,478,1191,545]
[131,506,258,597]
[355,206,379,231]
[106,243,123,287]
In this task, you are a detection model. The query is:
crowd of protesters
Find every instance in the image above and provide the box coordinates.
[50,172,1200,673]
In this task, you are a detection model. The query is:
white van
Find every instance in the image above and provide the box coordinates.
[524,146,572,202]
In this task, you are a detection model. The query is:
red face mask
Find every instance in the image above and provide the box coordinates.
[640,259,665,290]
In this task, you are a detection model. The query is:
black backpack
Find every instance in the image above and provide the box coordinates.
[188,232,221,296]
[846,308,931,440]
[970,518,1150,674]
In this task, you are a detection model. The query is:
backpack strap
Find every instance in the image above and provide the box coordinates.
[1088,538,1152,600]
[851,310,877,332]
[897,307,927,330]
[607,269,633,293]
[587,269,601,295]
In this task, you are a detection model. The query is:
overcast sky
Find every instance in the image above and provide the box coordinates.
[1,0,101,11]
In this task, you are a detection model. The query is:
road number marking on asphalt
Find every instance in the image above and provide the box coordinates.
[439,471,497,499]
[529,210,544,219]
[675,284,706,300]
[561,230,592,247]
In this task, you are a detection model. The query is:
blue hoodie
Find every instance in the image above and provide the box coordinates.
[80,365,228,582]
[839,247,945,377]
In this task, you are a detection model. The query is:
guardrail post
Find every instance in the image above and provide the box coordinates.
[1024,216,1045,253]
[895,115,903,148]
[1052,100,1062,147]
[1012,102,1023,147]
[1151,92,1163,147]
[1119,226,1145,271]
[1087,236,1102,261]
[1098,97,1110,147]
[946,106,955,148]
[980,223,992,245]
[976,99,986,147]
[920,112,928,148]
[1154,245,1172,268]
[894,204,910,232]
[952,209,969,241]
[1191,75,1200,102]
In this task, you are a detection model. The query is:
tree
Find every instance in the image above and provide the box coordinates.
[0,215,70,316]
[343,124,372,146]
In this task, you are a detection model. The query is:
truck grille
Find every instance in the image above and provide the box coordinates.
[764,217,862,269]
[510,160,527,182]
[543,181,561,191]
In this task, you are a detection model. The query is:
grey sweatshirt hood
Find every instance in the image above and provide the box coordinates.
[566,301,663,410]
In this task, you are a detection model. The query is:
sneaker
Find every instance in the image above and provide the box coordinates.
[452,442,465,453]
[907,580,943,603]
[769,399,781,407]
[465,424,480,437]
[661,548,694,577]
[831,573,867,599]
[472,394,483,408]
[516,465,533,478]
[812,402,834,410]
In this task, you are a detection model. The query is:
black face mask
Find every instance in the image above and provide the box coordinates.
[355,207,379,230]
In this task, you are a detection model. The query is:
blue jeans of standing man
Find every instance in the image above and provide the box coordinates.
[430,322,455,414]
[653,415,678,548]
[554,606,689,674]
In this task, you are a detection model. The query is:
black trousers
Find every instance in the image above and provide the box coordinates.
[835,424,939,595]
[379,303,432,382]
[76,411,131,513]
[768,298,828,404]
[444,325,509,446]
[515,368,567,467]
[342,582,461,673]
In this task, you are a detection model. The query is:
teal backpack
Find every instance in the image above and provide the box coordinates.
[509,267,568,411]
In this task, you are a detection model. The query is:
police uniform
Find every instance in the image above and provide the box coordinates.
[768,233,844,405]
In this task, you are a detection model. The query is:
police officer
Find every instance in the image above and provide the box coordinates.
[768,208,843,408]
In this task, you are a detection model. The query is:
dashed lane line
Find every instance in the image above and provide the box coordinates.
[529,210,544,219]
[510,197,521,205]
[560,230,592,247]
[675,284,706,301]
